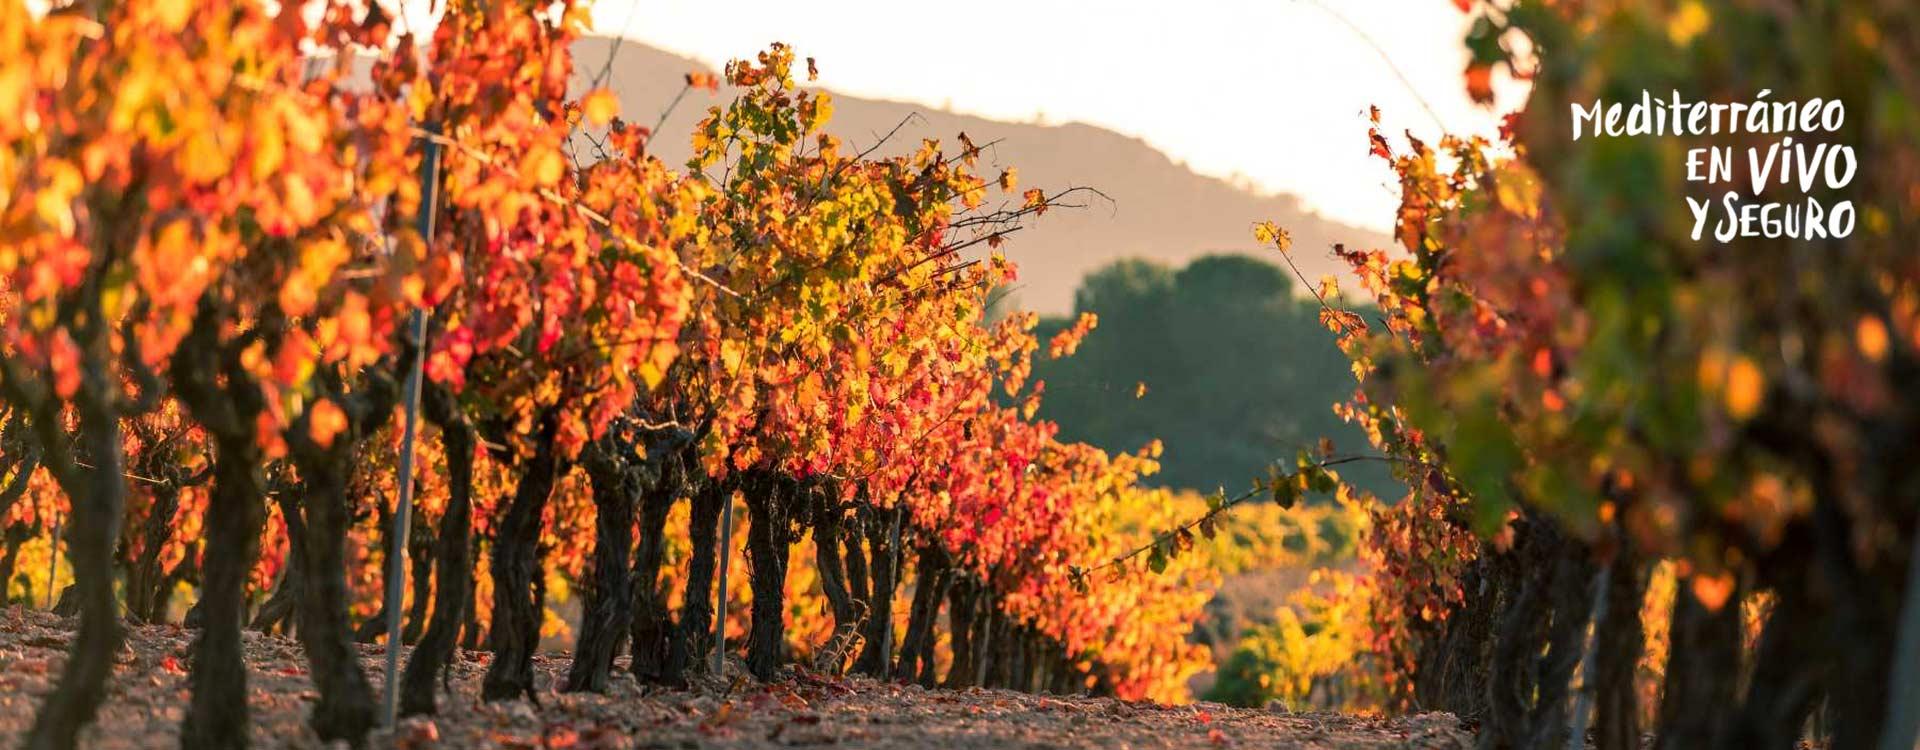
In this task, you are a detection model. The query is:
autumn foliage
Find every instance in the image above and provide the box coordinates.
[10,0,1917,748]
[1210,0,1920,747]
[0,1,1217,748]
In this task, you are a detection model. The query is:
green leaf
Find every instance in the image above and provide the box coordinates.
[1308,466,1338,495]
[1271,476,1298,508]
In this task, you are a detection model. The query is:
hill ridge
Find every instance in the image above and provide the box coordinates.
[571,36,1389,314]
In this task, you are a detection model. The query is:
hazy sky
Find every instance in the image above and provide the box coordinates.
[580,0,1529,234]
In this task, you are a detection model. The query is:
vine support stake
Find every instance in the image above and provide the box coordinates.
[44,508,58,609]
[1566,561,1610,750]
[383,127,440,728]
[1879,525,1920,750]
[880,507,902,680]
[712,492,734,675]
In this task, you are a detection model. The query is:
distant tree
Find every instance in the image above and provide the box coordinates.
[1033,254,1397,500]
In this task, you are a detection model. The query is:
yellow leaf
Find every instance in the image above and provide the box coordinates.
[281,105,327,155]
[1253,221,1291,253]
[802,92,834,133]
[34,160,80,236]
[409,82,435,121]
[880,349,909,377]
[282,173,320,227]
[299,237,351,286]
[251,116,285,182]
[153,0,192,33]
[1492,165,1542,219]
[522,147,564,187]
[581,89,620,127]
[1667,0,1711,46]
[719,340,745,373]
[179,128,233,185]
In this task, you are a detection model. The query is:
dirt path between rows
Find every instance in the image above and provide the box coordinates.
[0,607,1471,749]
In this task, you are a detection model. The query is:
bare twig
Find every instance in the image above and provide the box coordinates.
[1295,0,1449,132]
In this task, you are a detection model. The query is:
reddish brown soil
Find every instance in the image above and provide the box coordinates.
[0,607,1471,749]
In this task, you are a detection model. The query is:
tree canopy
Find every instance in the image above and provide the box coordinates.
[1032,254,1397,500]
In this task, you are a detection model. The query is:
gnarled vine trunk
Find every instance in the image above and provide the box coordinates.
[284,369,398,748]
[853,506,903,677]
[626,447,682,683]
[168,296,278,750]
[984,607,1012,689]
[1522,543,1596,750]
[1721,565,1824,750]
[943,578,978,688]
[1415,545,1513,721]
[1654,568,1742,750]
[352,503,397,645]
[123,467,188,623]
[1478,516,1558,750]
[1592,551,1646,750]
[744,473,800,680]
[286,443,379,747]
[402,535,434,645]
[666,477,724,684]
[249,489,307,637]
[24,388,127,750]
[0,524,32,605]
[567,436,640,693]
[811,489,862,665]
[178,434,264,750]
[482,412,567,702]
[897,544,950,685]
[400,387,474,716]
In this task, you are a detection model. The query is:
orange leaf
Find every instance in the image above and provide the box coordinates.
[1465,63,1495,104]
[544,724,580,748]
[308,399,347,449]
[1858,315,1890,362]
[1690,571,1735,612]
[49,330,82,398]
[279,274,317,317]
[1724,356,1765,420]
[1022,188,1045,211]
